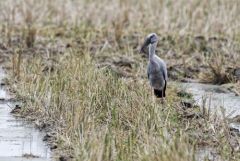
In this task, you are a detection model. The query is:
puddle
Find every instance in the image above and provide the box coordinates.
[182,83,240,118]
[0,68,51,161]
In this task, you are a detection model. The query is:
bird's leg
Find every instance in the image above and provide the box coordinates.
[151,87,156,102]
[157,91,164,105]
[161,91,164,103]
[155,98,162,105]
[160,98,166,105]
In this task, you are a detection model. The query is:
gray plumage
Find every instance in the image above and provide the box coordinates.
[140,33,168,98]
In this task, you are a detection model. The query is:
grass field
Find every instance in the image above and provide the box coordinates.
[0,0,240,160]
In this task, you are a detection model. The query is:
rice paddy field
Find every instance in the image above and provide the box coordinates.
[0,0,240,161]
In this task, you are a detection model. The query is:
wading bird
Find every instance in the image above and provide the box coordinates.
[140,33,168,98]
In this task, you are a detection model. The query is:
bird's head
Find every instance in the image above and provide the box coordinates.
[140,33,158,53]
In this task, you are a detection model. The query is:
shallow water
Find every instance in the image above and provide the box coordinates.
[182,82,240,118]
[0,68,51,161]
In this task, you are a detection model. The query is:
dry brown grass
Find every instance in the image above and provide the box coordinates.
[9,52,240,161]
[1,0,240,35]
[10,53,194,161]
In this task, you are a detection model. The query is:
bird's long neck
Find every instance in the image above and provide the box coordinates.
[149,43,157,61]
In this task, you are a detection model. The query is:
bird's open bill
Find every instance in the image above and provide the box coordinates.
[139,38,150,54]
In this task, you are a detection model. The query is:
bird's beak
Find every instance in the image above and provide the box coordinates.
[139,38,150,53]
[139,45,145,53]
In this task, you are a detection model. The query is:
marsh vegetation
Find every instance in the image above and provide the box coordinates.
[0,0,240,160]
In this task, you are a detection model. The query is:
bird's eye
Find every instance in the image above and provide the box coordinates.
[150,35,154,39]
[149,35,157,43]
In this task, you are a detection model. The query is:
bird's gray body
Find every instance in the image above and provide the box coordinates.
[147,55,167,90]
[141,33,168,98]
